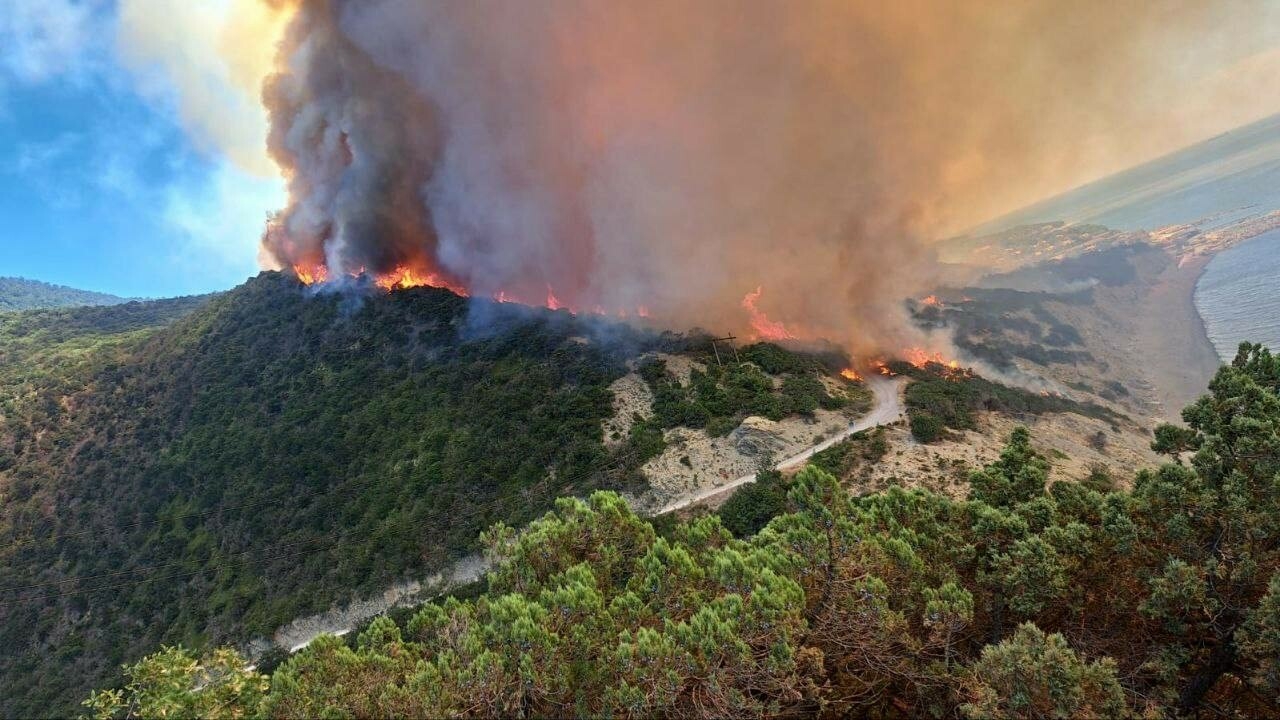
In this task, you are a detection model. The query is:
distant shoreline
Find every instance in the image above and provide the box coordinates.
[1129,250,1222,418]
[1187,255,1224,363]
[1191,230,1280,363]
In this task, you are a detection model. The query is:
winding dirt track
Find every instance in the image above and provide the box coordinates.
[655,375,905,515]
[268,377,903,655]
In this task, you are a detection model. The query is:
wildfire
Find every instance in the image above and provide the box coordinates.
[373,266,469,296]
[290,264,658,321]
[872,360,896,376]
[741,287,797,341]
[840,368,863,382]
[293,264,329,285]
[921,295,941,306]
[903,347,960,370]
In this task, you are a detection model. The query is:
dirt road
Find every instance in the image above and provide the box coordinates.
[265,377,903,655]
[655,375,905,515]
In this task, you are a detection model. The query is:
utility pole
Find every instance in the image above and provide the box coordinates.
[709,334,739,366]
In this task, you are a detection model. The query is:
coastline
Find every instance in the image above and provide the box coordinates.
[1134,252,1222,416]
[1186,255,1224,362]
[1191,229,1280,363]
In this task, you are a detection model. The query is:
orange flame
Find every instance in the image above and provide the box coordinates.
[546,286,564,310]
[742,286,796,341]
[903,347,961,369]
[290,263,653,319]
[921,295,941,306]
[840,368,862,382]
[373,265,469,296]
[293,264,328,285]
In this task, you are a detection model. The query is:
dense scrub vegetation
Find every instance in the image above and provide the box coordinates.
[0,274,851,716]
[806,427,890,477]
[899,361,1120,442]
[0,274,666,715]
[0,295,212,474]
[637,343,871,439]
[90,343,1280,718]
[0,276,128,311]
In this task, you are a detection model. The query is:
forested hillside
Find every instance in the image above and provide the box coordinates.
[0,276,128,311]
[0,273,643,714]
[88,343,1280,719]
[0,272,858,716]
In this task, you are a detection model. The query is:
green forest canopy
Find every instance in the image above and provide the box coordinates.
[88,343,1280,719]
[0,273,868,717]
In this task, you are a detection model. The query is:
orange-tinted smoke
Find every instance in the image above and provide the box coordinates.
[256,0,1280,354]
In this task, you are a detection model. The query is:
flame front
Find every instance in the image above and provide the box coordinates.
[741,287,797,341]
[903,347,960,370]
[840,368,862,382]
[545,286,564,310]
[372,266,470,296]
[292,262,662,320]
[293,264,328,285]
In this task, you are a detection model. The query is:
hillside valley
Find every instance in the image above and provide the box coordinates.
[0,272,881,715]
[3,252,1279,718]
[0,236,1270,718]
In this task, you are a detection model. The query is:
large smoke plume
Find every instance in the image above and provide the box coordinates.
[257,0,1280,353]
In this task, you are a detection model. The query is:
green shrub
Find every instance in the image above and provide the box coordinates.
[705,415,739,437]
[716,470,787,537]
[637,357,668,385]
[910,412,946,443]
[739,342,809,374]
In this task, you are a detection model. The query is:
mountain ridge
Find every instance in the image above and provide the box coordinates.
[0,276,132,312]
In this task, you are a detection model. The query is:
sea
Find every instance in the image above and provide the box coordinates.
[1194,228,1280,361]
[963,113,1280,362]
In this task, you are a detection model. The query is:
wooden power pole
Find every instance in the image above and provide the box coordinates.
[709,334,740,366]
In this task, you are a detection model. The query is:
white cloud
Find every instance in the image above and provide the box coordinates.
[161,160,285,279]
[116,0,286,176]
[5,132,85,207]
[0,0,101,85]
[12,132,80,173]
[0,0,289,288]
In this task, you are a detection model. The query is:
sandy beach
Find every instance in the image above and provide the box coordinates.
[1132,254,1223,415]
[1042,247,1221,424]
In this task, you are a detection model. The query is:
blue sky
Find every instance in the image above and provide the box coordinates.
[3,1,1280,299]
[0,0,282,298]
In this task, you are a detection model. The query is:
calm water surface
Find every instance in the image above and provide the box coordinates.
[1195,229,1280,360]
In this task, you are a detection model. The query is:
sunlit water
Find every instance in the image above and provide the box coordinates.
[1195,229,1280,361]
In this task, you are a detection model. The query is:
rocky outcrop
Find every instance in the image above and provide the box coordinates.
[730,416,787,457]
[603,373,654,448]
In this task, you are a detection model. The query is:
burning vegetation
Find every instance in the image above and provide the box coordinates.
[740,287,798,342]
[252,0,1268,358]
